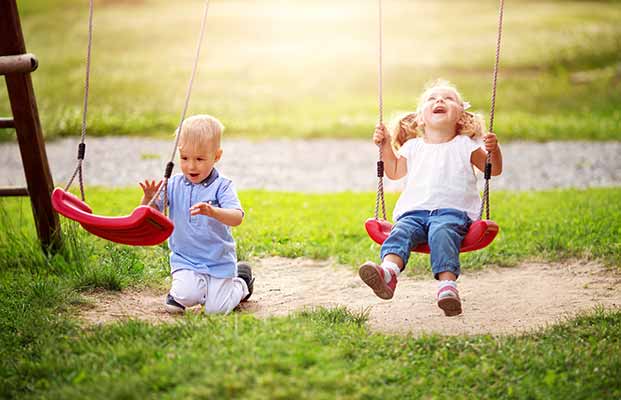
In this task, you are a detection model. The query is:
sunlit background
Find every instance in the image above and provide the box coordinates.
[2,0,620,141]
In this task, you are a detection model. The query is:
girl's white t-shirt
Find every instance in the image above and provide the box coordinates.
[392,134,482,221]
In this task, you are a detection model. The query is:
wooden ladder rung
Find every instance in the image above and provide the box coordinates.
[0,53,38,75]
[0,187,29,197]
[0,117,15,129]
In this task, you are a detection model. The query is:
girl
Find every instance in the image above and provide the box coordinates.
[359,80,503,316]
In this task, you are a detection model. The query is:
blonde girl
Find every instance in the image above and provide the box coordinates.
[359,80,503,316]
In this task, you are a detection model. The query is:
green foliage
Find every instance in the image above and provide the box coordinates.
[1,296,620,399]
[0,198,170,290]
[2,188,620,277]
[1,188,620,398]
[235,188,621,271]
[2,0,620,142]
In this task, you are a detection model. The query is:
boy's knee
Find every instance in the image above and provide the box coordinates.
[170,270,206,307]
[170,288,203,307]
[203,278,246,314]
[203,303,233,315]
[203,297,239,314]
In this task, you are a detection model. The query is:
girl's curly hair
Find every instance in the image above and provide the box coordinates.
[391,80,486,149]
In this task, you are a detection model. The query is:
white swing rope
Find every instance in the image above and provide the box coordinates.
[148,0,211,212]
[64,0,94,200]
[373,0,506,222]
[479,0,505,220]
[374,0,387,221]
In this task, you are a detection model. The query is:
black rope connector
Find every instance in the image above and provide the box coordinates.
[77,143,86,160]
[377,161,384,177]
[164,162,174,179]
[484,162,492,180]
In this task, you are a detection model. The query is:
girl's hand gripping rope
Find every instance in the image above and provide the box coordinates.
[373,123,389,146]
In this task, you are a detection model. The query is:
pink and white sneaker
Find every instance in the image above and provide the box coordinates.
[358,261,397,300]
[437,285,462,316]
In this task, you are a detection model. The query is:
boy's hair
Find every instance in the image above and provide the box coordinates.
[177,114,224,152]
[391,79,486,148]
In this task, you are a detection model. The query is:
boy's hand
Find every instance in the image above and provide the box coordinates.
[373,123,390,146]
[483,132,499,153]
[190,202,216,217]
[139,179,162,202]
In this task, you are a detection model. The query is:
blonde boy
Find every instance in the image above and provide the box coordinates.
[140,115,253,314]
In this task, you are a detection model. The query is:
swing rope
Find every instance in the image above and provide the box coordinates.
[63,0,210,211]
[373,0,505,222]
[374,0,387,221]
[480,0,505,220]
[148,0,211,213]
[64,0,94,201]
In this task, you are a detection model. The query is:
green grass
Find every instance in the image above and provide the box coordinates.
[1,188,620,398]
[1,0,620,141]
[239,188,621,271]
[1,287,620,399]
[3,188,621,276]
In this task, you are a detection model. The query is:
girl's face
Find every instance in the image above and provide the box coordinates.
[178,142,222,184]
[419,87,463,130]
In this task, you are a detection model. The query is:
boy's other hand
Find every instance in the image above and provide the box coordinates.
[190,202,216,217]
[139,179,162,201]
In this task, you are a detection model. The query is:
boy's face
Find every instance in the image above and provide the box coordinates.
[179,143,222,184]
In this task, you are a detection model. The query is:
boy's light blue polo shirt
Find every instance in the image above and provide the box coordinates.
[162,169,243,278]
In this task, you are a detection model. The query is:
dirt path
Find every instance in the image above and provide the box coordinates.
[79,257,621,336]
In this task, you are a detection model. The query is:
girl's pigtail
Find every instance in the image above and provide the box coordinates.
[456,111,486,139]
[391,112,420,149]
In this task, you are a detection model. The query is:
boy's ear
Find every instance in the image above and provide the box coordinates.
[214,148,223,162]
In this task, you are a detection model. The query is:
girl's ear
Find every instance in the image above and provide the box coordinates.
[414,113,424,127]
[456,111,467,131]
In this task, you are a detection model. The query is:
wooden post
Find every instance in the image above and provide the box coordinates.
[0,0,62,252]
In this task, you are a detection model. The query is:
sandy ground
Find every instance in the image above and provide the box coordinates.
[79,257,621,336]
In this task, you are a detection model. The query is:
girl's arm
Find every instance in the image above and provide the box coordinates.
[374,124,407,180]
[471,133,503,176]
[189,203,244,227]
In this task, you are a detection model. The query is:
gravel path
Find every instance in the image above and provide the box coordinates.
[2,137,620,192]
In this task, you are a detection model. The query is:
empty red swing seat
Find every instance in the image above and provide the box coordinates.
[51,188,174,246]
[365,218,498,254]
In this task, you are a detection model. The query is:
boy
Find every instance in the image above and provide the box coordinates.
[140,114,254,314]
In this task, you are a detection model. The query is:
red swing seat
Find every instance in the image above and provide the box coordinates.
[51,188,174,246]
[365,218,498,254]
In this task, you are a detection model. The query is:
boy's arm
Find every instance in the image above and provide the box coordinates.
[190,179,244,226]
[189,204,243,226]
[139,179,163,210]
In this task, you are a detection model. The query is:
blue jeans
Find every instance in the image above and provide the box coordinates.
[380,208,471,279]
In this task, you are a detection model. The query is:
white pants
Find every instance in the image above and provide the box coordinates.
[170,269,249,314]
